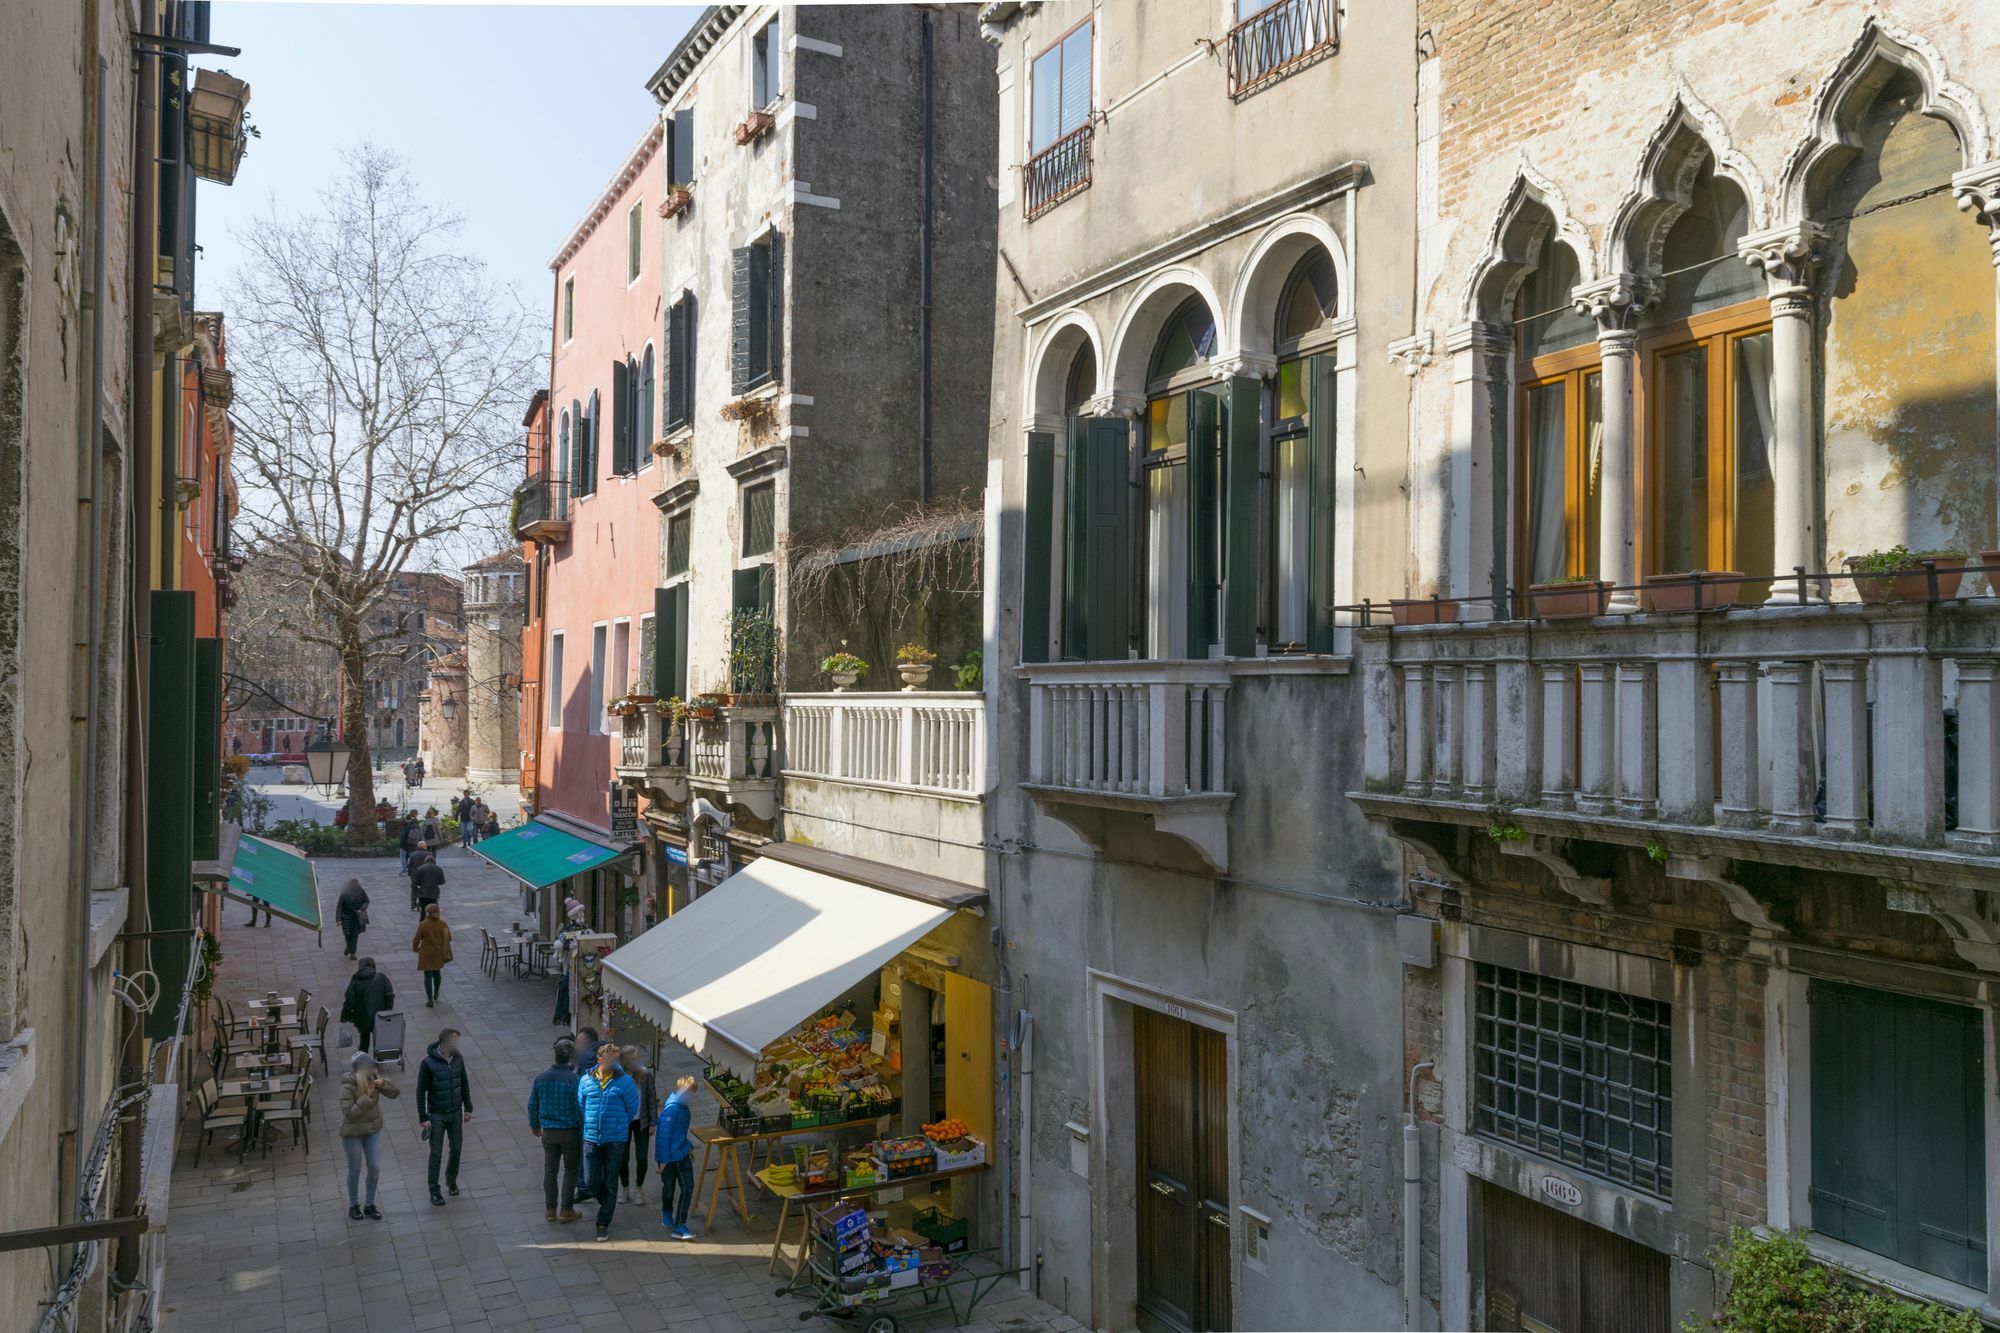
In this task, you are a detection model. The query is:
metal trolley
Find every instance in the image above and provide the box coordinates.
[792,1200,1025,1332]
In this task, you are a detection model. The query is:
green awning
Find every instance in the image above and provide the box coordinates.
[473,817,626,890]
[222,834,322,936]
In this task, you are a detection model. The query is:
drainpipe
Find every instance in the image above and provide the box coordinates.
[1404,1059,1435,1331]
[918,7,935,507]
[1015,1005,1034,1293]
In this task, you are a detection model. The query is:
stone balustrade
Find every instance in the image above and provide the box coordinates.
[783,692,985,797]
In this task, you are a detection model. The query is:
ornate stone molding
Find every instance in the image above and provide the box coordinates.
[1442,320,1509,358]
[1082,390,1145,420]
[1496,834,1611,906]
[1952,160,2000,264]
[1572,273,1656,345]
[1213,351,1277,381]
[1387,331,1436,378]
[1737,222,1830,310]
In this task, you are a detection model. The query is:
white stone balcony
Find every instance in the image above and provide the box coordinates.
[613,708,688,805]
[1353,602,2000,909]
[1021,660,1234,872]
[687,704,778,822]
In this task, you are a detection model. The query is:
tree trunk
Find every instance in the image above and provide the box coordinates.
[340,624,380,845]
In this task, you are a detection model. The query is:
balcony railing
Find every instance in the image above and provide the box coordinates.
[616,709,685,771]
[783,693,985,797]
[1356,600,2000,875]
[513,473,570,542]
[687,703,779,820]
[1228,0,1339,100]
[1023,125,1092,221]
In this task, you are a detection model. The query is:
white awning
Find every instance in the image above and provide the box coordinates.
[597,855,952,1074]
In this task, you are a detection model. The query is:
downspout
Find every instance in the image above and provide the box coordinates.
[918,8,935,506]
[1404,1059,1435,1331]
[1016,1005,1034,1294]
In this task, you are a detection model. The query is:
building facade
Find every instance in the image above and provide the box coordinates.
[976,1,1416,1327]
[1362,2,2000,1329]
[417,649,470,780]
[463,550,525,784]
[362,571,464,759]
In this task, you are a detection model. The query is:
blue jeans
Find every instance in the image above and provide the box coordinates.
[582,1140,625,1229]
[659,1156,694,1227]
[342,1132,382,1206]
[399,847,412,874]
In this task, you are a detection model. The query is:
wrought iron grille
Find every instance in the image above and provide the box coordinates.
[1228,0,1340,101]
[513,473,570,533]
[1024,124,1093,220]
[1473,962,1673,1196]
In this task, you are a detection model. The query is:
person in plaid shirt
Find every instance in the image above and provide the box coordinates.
[528,1037,584,1222]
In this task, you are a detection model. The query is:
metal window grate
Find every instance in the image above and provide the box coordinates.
[1474,963,1673,1196]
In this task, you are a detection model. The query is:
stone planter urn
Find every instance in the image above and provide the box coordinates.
[897,663,933,691]
[829,670,860,691]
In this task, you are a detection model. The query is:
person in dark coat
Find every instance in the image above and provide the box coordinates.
[408,844,434,911]
[398,813,422,874]
[339,957,395,1055]
[416,1028,475,1206]
[413,852,446,917]
[334,877,370,959]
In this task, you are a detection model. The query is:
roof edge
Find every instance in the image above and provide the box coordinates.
[547,119,666,275]
[645,5,745,108]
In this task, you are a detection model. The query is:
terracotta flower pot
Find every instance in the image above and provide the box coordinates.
[1641,572,1744,614]
[1529,581,1611,619]
[1978,550,2000,596]
[1390,598,1460,626]
[1850,558,1966,603]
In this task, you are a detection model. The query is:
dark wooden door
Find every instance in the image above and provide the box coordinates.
[1481,1183,1670,1332]
[1135,1009,1231,1332]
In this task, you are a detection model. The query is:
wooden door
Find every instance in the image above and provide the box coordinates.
[1135,1009,1231,1332]
[1481,1183,1670,1332]
[943,974,994,1145]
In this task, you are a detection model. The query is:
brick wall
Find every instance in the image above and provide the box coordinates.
[1702,955,1770,1241]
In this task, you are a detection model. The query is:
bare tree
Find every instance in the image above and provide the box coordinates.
[227,145,537,841]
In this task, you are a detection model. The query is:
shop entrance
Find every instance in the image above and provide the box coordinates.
[1481,1182,1670,1331]
[1134,1008,1230,1333]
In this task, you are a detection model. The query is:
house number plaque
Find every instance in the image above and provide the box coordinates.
[1540,1175,1582,1207]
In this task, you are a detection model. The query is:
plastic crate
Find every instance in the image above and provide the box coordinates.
[912,1206,969,1249]
[790,1109,821,1130]
[878,1153,935,1181]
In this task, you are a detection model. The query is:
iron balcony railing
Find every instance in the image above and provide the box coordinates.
[512,473,570,537]
[1228,0,1340,100]
[1024,124,1092,221]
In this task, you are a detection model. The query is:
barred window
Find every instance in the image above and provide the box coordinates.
[742,482,775,558]
[1474,962,1673,1196]
[666,512,692,578]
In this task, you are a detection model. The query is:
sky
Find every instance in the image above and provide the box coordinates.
[192,2,706,315]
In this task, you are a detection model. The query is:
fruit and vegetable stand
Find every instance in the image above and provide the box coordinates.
[789,1195,1024,1332]
[754,1156,992,1283]
[692,1099,902,1230]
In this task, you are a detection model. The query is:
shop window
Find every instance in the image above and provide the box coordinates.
[1809,980,1986,1289]
[1513,230,1601,588]
[1473,962,1673,1197]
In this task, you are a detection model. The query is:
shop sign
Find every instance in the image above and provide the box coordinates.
[608,782,638,843]
[1539,1174,1582,1207]
[663,842,688,866]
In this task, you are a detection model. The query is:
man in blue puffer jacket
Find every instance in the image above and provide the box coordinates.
[576,1040,640,1241]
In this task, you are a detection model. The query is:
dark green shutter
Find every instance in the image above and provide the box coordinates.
[640,347,655,446]
[1188,390,1221,658]
[146,591,196,1039]
[666,296,689,429]
[1022,432,1056,664]
[765,231,784,384]
[670,109,695,188]
[191,637,222,859]
[1223,376,1261,657]
[655,585,689,699]
[611,359,631,475]
[1307,354,1337,652]
[1810,980,1988,1289]
[1066,416,1130,662]
[731,247,752,393]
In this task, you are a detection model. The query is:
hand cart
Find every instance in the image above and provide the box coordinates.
[795,1245,1027,1331]
[371,1010,407,1069]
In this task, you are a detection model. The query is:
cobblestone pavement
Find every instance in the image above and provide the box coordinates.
[164,846,1082,1333]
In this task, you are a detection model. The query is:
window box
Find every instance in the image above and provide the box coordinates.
[658,186,693,220]
[734,110,775,146]
[187,68,251,185]
[1640,571,1745,614]
[1390,598,1460,626]
[1529,580,1611,619]
[1846,551,1967,604]
[718,394,777,426]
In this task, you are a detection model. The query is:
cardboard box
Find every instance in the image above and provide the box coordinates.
[932,1136,986,1172]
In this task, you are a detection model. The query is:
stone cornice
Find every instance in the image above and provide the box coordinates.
[548,120,665,274]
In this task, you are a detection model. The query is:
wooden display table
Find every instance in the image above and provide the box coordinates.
[751,1160,989,1282]
[693,1079,898,1230]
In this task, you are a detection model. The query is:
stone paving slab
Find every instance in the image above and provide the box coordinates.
[163,847,1083,1333]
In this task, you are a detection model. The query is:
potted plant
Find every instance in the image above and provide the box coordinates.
[658,185,692,219]
[951,648,983,692]
[735,110,775,145]
[728,611,780,702]
[1528,575,1612,619]
[1390,597,1460,626]
[895,643,938,691]
[1845,545,1967,603]
[690,691,724,721]
[821,650,869,691]
[1640,571,1745,613]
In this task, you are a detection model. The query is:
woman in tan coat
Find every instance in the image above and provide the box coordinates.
[411,903,453,1008]
[339,1051,399,1219]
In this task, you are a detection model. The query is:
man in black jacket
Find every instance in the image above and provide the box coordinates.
[416,1028,475,1205]
[339,958,394,1055]
[413,851,446,917]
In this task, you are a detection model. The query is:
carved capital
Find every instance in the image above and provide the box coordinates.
[1213,351,1277,381]
[1387,331,1437,378]
[1571,273,1655,339]
[1951,160,2000,265]
[1082,390,1145,421]
[1443,320,1509,358]
[1737,222,1831,303]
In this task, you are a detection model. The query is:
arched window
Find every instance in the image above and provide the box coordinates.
[1063,341,1095,417]
[1639,158,1772,595]
[1270,249,1338,650]
[640,344,657,448]
[1514,225,1600,589]
[1144,296,1223,658]
[1148,297,1217,384]
[1818,68,1996,566]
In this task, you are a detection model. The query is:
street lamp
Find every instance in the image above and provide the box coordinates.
[304,735,351,797]
[441,694,459,722]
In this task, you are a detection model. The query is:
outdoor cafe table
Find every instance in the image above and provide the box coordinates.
[213,1074,299,1160]
[751,1160,989,1283]
[493,932,548,979]
[245,996,296,1014]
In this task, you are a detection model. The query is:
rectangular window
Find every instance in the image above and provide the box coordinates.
[666,291,696,429]
[667,108,695,189]
[547,632,565,728]
[1473,962,1673,1197]
[752,15,781,108]
[611,619,631,703]
[1810,980,1987,1290]
[742,482,775,558]
[627,202,642,283]
[1030,19,1092,153]
[1518,366,1602,589]
[666,511,692,578]
[563,276,575,343]
[732,233,782,393]
[638,614,656,697]
[588,624,607,733]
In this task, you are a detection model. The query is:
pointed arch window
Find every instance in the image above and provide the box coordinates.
[1268,249,1337,651]
[1514,231,1601,589]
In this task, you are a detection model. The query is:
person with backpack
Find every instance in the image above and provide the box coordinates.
[398,812,422,875]
[576,1041,640,1242]
[416,1028,475,1206]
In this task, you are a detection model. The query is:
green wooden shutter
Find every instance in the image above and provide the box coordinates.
[1188,390,1221,658]
[611,359,631,475]
[765,231,784,384]
[670,108,695,188]
[731,247,752,394]
[654,586,684,699]
[1022,432,1056,664]
[1223,376,1261,657]
[146,591,196,1039]
[1067,417,1131,661]
[191,637,222,859]
[666,297,687,429]
[1307,353,1337,652]
[640,346,656,447]
[670,584,690,698]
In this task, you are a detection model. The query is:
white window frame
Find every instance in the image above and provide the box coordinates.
[563,275,576,345]
[588,622,608,734]
[610,617,632,708]
[627,201,644,287]
[547,630,566,730]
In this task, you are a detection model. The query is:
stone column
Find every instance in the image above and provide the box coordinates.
[1443,321,1510,615]
[1573,275,1652,613]
[1951,161,2000,557]
[1739,223,1829,605]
